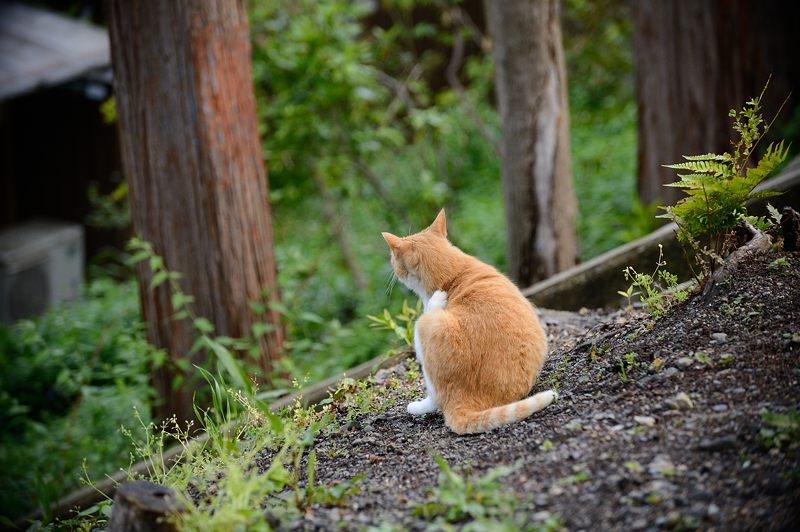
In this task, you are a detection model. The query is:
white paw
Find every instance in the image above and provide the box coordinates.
[428,290,448,311]
[407,397,437,415]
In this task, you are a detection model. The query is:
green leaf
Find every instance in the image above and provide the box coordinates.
[150,271,168,289]
[193,317,214,334]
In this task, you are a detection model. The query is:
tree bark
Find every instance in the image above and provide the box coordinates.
[633,0,800,207]
[107,0,284,423]
[484,0,578,286]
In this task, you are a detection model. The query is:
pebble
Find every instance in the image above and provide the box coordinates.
[634,415,656,427]
[698,435,736,452]
[675,356,694,368]
[711,332,728,342]
[712,404,728,413]
[708,503,721,519]
[631,518,648,530]
[659,367,680,379]
[732,387,746,394]
[532,511,552,522]
[668,392,694,410]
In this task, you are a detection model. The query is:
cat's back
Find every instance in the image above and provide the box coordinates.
[449,255,541,331]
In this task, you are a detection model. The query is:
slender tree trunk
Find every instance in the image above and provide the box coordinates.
[633,0,800,207]
[108,0,284,423]
[484,0,578,286]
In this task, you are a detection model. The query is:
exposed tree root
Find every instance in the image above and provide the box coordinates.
[703,220,772,299]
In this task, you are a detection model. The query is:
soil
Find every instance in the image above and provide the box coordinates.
[255,251,800,531]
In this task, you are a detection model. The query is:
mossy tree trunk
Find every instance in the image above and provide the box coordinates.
[633,0,800,207]
[107,0,284,424]
[484,0,578,286]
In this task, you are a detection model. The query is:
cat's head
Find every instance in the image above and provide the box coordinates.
[381,209,450,297]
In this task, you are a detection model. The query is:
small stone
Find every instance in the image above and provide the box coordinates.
[688,487,712,502]
[668,392,694,410]
[665,510,682,526]
[534,494,549,507]
[708,503,720,519]
[712,404,728,413]
[631,518,648,530]
[675,356,694,369]
[659,367,680,379]
[711,332,728,342]
[548,484,565,496]
[532,511,552,522]
[634,415,656,427]
[698,435,736,452]
[732,387,746,394]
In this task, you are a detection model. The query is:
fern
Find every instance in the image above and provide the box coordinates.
[658,82,789,273]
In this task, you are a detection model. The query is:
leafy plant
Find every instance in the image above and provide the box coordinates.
[618,352,640,383]
[621,245,687,317]
[659,83,790,273]
[413,454,524,527]
[0,279,155,520]
[759,410,800,450]
[366,299,421,347]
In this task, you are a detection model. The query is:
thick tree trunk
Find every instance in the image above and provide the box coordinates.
[633,0,800,207]
[484,0,578,286]
[108,0,284,423]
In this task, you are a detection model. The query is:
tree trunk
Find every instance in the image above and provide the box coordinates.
[484,0,578,286]
[108,0,284,423]
[633,0,800,207]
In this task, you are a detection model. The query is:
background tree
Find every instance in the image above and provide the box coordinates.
[484,0,578,286]
[107,0,284,423]
[633,0,800,207]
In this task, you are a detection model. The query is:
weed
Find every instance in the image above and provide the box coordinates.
[547,355,572,390]
[559,465,591,486]
[618,352,640,382]
[759,410,800,449]
[621,245,687,317]
[366,299,421,347]
[768,257,790,270]
[624,461,643,474]
[413,454,524,527]
[693,351,713,367]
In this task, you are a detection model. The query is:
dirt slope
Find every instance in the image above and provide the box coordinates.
[258,251,800,531]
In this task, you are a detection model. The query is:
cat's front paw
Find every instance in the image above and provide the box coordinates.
[407,397,437,415]
[428,290,448,311]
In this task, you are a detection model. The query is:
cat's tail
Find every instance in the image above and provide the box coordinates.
[444,390,558,435]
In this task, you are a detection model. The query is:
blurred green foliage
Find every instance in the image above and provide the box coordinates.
[0,279,155,520]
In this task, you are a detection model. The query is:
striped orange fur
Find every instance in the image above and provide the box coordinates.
[382,209,556,434]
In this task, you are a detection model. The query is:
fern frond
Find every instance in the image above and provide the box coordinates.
[664,160,731,177]
[681,153,732,162]
[744,141,789,185]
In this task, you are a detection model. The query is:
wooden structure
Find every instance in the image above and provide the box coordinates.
[0,3,110,101]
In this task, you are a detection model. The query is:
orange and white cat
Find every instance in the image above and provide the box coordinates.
[382,209,556,434]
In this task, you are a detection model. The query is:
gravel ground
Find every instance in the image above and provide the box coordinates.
[254,251,800,531]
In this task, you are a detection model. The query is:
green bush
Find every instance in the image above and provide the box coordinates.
[0,279,154,520]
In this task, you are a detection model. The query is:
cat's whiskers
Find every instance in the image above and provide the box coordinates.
[385,271,398,297]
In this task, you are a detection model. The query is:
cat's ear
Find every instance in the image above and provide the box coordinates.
[429,208,447,237]
[382,232,403,251]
